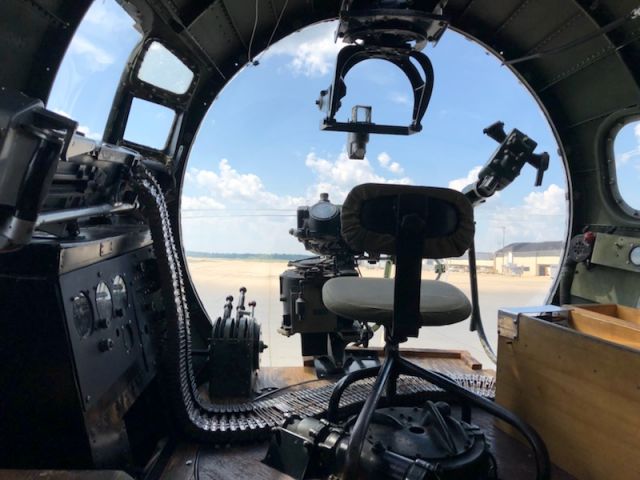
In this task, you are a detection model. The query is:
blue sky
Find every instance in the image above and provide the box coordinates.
[48,0,637,255]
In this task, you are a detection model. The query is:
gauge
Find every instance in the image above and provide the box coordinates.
[630,246,640,266]
[112,275,128,316]
[95,281,113,326]
[310,201,339,220]
[72,292,94,338]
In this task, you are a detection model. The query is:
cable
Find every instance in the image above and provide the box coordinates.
[193,444,201,480]
[505,7,640,65]
[468,239,497,364]
[247,0,260,64]
[252,378,328,401]
[265,0,290,52]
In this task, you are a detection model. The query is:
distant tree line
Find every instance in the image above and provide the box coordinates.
[186,251,308,261]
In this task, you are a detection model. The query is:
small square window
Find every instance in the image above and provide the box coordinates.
[138,42,194,95]
[124,98,175,150]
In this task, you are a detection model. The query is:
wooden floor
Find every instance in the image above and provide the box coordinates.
[0,350,574,480]
[161,411,574,480]
[159,350,575,480]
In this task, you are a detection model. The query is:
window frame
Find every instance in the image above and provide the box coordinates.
[605,111,640,220]
[123,97,178,152]
[131,38,199,101]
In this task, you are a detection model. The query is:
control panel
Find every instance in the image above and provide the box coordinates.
[0,226,166,469]
[59,245,159,407]
[591,232,640,273]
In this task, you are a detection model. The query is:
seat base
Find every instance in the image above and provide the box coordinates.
[322,277,471,327]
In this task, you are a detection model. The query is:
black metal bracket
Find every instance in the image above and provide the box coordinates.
[317,45,434,136]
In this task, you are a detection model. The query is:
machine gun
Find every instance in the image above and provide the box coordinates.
[279,193,378,377]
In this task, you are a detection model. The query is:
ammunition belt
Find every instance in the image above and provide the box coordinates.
[135,168,496,443]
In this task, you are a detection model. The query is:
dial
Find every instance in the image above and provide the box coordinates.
[112,275,128,316]
[630,246,640,266]
[72,292,94,338]
[95,282,113,326]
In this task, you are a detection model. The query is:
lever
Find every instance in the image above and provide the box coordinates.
[236,287,247,321]
[222,295,234,320]
[530,152,549,187]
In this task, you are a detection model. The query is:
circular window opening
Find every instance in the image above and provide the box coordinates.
[180,22,568,368]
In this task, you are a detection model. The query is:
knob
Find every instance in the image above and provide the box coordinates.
[97,317,110,329]
[98,338,114,352]
[483,121,507,143]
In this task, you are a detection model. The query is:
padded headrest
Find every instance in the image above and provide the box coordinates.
[341,183,474,258]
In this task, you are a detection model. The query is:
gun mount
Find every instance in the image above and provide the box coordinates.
[462,121,550,206]
[281,193,377,377]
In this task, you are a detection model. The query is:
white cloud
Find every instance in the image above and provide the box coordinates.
[618,123,640,165]
[53,108,71,118]
[522,183,566,215]
[389,92,410,105]
[306,151,412,202]
[187,152,413,209]
[447,167,567,251]
[182,150,412,225]
[377,152,390,167]
[376,152,404,175]
[69,35,115,71]
[181,196,225,211]
[190,159,305,209]
[476,184,567,250]
[53,109,102,140]
[181,155,568,254]
[263,21,344,77]
[77,125,102,141]
[448,165,482,192]
[83,1,132,32]
[181,151,416,253]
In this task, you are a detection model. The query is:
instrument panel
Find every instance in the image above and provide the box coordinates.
[60,245,158,408]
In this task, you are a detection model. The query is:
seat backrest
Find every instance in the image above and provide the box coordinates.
[341,183,474,259]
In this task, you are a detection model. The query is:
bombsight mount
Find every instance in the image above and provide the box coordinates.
[318,0,449,158]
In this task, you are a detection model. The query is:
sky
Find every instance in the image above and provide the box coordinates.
[46,0,640,255]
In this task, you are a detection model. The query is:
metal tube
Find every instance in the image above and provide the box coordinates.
[468,239,497,363]
[35,203,136,227]
[327,365,382,423]
[342,352,397,479]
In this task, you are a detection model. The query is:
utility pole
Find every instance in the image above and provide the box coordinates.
[499,226,506,274]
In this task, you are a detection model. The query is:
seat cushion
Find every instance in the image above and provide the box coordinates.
[340,183,474,258]
[322,277,471,326]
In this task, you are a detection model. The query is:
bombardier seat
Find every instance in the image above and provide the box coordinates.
[322,183,474,334]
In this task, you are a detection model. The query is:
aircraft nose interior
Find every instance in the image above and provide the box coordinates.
[1,1,640,479]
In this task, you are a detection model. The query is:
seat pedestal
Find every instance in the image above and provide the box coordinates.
[326,338,550,480]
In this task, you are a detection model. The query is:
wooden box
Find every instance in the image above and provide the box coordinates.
[495,305,640,480]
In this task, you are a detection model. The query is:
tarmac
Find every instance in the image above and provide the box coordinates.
[186,258,554,369]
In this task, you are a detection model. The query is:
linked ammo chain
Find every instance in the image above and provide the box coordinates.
[134,167,496,443]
